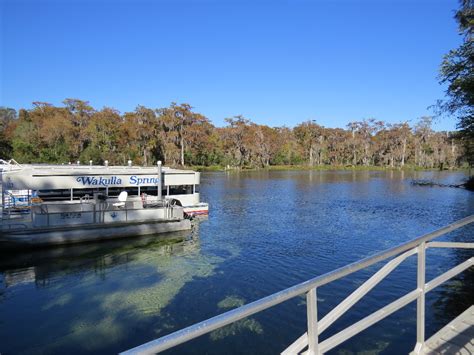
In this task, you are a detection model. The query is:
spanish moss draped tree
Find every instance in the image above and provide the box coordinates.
[439,0,474,172]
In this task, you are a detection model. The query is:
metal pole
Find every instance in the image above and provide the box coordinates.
[158,161,162,200]
[414,242,426,354]
[307,288,319,355]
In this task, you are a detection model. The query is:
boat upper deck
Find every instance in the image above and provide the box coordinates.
[0,163,200,190]
[1,163,193,175]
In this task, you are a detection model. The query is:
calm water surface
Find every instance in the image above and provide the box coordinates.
[0,170,473,355]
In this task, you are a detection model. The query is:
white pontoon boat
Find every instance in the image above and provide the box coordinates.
[0,159,208,248]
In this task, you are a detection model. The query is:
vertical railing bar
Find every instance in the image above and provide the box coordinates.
[306,288,319,355]
[414,241,426,354]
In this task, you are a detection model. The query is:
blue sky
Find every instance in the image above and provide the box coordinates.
[1,0,462,130]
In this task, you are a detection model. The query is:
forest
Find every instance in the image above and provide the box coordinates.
[0,99,466,170]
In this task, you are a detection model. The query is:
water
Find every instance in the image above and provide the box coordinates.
[0,170,473,355]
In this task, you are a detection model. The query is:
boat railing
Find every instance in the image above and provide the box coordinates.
[0,222,29,231]
[6,198,182,229]
[0,159,23,170]
[3,192,32,208]
[80,194,91,203]
[121,215,474,355]
[24,199,170,213]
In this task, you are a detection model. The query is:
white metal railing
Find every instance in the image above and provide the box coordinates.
[0,159,23,169]
[121,215,474,355]
[1,199,181,230]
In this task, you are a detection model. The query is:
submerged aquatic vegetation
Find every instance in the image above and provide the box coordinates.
[209,295,264,341]
[209,318,264,341]
[217,295,245,309]
[4,234,233,354]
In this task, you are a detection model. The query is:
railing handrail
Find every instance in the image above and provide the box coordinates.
[121,215,474,355]
[0,159,23,170]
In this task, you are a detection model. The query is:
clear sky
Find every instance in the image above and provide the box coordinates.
[0,0,463,130]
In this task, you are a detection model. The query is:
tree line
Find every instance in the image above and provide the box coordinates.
[438,0,473,169]
[0,99,466,169]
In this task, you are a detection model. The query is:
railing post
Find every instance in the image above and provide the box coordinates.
[414,242,426,354]
[307,287,319,355]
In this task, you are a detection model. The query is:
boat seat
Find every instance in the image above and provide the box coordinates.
[113,191,128,208]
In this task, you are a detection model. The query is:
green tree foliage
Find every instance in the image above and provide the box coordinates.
[0,100,465,169]
[157,103,210,166]
[63,99,95,157]
[12,103,73,163]
[439,0,474,167]
[0,107,16,158]
[222,116,253,167]
[294,121,324,166]
[81,107,122,164]
[122,105,161,166]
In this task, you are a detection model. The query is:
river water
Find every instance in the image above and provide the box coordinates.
[0,170,473,355]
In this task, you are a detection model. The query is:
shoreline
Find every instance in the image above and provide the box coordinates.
[186,164,471,173]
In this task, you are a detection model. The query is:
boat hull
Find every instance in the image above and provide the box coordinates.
[0,219,192,248]
[183,203,209,216]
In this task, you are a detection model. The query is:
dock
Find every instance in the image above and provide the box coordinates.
[412,306,474,355]
[120,215,474,355]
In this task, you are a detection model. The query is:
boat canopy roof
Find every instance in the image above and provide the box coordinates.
[0,163,200,190]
